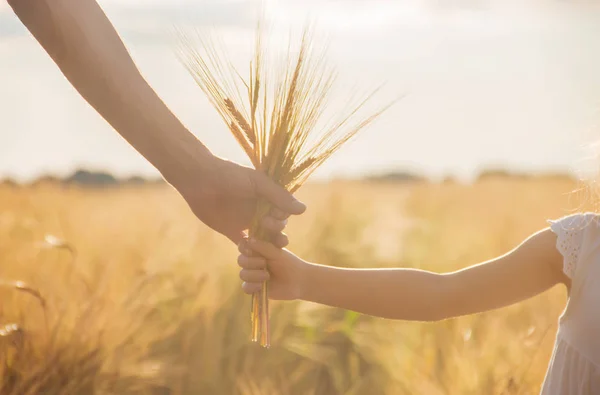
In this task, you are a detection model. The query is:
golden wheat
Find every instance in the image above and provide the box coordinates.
[177,23,394,346]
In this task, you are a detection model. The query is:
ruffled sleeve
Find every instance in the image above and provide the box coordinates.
[548,213,592,279]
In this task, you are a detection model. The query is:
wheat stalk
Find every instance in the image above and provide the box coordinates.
[177,21,395,347]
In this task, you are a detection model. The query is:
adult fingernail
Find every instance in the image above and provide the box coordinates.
[291,199,306,212]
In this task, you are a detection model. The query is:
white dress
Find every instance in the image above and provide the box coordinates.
[541,213,600,394]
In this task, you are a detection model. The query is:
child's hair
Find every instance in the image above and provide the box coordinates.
[573,139,600,213]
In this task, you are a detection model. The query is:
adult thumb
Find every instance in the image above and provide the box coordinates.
[252,171,306,215]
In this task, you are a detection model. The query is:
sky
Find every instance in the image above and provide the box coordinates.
[2,0,600,182]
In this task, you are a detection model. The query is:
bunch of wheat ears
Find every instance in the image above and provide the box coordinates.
[178,23,393,347]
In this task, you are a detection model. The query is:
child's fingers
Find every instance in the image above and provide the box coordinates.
[237,255,267,270]
[247,238,281,259]
[237,239,253,256]
[239,268,269,283]
[242,282,262,294]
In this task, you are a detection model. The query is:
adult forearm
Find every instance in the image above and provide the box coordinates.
[9,0,210,184]
[301,263,448,321]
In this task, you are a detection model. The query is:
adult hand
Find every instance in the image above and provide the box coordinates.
[173,155,306,247]
[8,0,306,246]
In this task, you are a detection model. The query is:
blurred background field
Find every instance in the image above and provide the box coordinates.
[3,1,600,394]
[0,173,589,394]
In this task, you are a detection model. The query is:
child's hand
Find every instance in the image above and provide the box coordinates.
[237,238,308,300]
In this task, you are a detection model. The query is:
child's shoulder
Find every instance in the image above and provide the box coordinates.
[547,211,600,279]
[548,211,600,231]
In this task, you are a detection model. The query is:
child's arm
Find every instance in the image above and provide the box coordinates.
[238,227,568,321]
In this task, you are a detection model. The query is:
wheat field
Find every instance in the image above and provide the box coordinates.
[0,175,589,394]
